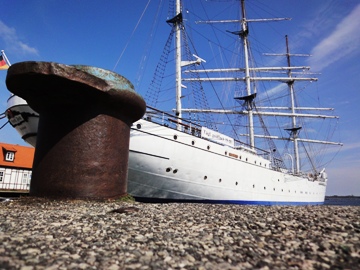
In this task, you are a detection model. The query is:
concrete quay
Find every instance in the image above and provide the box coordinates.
[0,198,359,269]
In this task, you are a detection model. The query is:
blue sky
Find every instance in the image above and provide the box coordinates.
[0,0,359,196]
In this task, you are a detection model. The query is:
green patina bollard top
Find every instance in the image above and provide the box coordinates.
[6,61,146,123]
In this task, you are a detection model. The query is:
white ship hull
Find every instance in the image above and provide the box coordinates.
[128,119,326,205]
[6,95,38,147]
[5,98,327,205]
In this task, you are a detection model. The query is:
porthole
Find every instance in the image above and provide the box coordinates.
[264,187,266,190]
[174,135,178,140]
[219,179,222,183]
[136,124,141,129]
[260,162,262,166]
[253,184,255,188]
[278,179,280,182]
[288,190,290,193]
[166,167,172,172]
[235,182,238,186]
[207,145,210,150]
[240,156,242,160]
[225,151,228,155]
[281,189,283,192]
[191,140,195,145]
[246,158,248,162]
[173,169,178,174]
[204,176,207,180]
[273,188,275,191]
[254,161,257,164]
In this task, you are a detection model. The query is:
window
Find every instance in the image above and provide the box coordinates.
[0,171,3,182]
[5,152,15,162]
[23,173,28,183]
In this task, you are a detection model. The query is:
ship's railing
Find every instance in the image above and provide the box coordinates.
[142,106,271,159]
[142,107,203,138]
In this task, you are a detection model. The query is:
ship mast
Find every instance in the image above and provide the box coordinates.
[175,0,182,128]
[285,35,301,174]
[240,0,255,149]
[171,0,204,130]
[187,0,291,149]
[265,35,316,174]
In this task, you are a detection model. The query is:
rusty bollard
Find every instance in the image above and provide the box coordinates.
[6,62,146,199]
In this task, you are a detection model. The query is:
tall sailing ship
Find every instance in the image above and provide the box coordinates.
[4,0,342,204]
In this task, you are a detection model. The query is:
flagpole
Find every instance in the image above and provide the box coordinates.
[1,50,11,66]
[1,50,13,99]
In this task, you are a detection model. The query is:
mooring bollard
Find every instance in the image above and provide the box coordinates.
[6,62,146,199]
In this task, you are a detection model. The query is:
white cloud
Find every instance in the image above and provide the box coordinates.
[0,20,38,55]
[308,4,360,71]
[258,84,286,101]
[338,141,360,153]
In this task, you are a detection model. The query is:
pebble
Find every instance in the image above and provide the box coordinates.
[0,197,359,269]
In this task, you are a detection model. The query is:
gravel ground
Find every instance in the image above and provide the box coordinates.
[0,197,359,270]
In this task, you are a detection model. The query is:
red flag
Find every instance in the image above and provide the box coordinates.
[0,55,9,70]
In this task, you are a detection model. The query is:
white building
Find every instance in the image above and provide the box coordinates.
[0,142,34,194]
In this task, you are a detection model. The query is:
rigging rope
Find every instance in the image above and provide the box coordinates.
[0,121,9,130]
[254,104,287,170]
[113,0,152,71]
[0,112,9,130]
[135,0,165,90]
[181,28,217,130]
[144,30,174,107]
[300,140,317,174]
